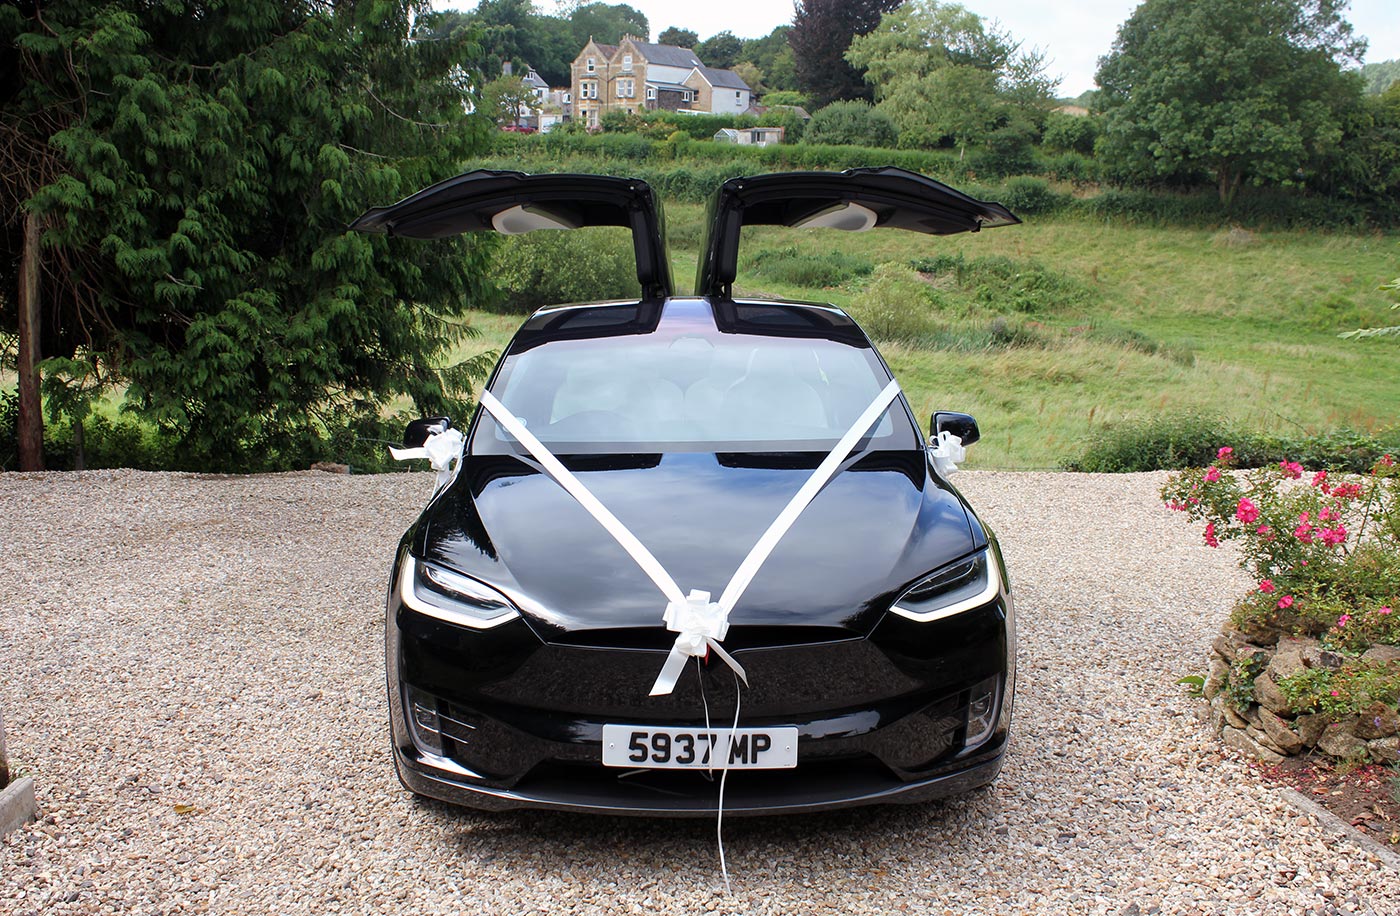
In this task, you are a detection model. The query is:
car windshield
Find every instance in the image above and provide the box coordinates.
[473,306,919,455]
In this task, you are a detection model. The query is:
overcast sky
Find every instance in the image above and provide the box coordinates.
[437,1,1400,97]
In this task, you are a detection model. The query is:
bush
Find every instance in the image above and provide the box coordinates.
[1070,417,1400,473]
[804,101,898,148]
[1066,412,1234,472]
[491,228,641,313]
[1042,112,1100,155]
[742,246,874,288]
[996,176,1071,216]
[847,263,938,342]
[909,252,1097,314]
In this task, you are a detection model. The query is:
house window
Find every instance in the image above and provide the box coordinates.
[736,91,742,101]
[683,91,692,102]
[622,54,633,71]
[580,81,597,99]
[616,79,634,98]
[646,86,656,100]
[586,57,595,73]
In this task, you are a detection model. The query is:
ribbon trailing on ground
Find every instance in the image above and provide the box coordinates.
[480,378,902,696]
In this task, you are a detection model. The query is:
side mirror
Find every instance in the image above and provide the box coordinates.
[404,416,452,449]
[930,411,979,447]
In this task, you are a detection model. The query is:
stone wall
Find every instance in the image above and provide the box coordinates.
[1206,628,1400,765]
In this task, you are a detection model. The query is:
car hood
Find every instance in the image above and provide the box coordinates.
[416,450,976,641]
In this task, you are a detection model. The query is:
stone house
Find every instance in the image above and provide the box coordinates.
[569,36,751,126]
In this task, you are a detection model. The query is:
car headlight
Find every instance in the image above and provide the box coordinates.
[890,548,1001,623]
[398,555,521,629]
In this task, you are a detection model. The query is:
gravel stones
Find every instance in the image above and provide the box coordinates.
[2,468,1397,914]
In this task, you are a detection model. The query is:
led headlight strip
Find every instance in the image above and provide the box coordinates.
[398,555,521,629]
[889,547,1002,623]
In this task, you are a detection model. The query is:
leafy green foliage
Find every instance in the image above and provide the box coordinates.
[1095,0,1366,204]
[568,3,649,47]
[845,1,1057,159]
[1281,661,1400,720]
[790,0,901,108]
[1361,59,1400,96]
[741,246,874,288]
[908,252,1097,314]
[657,27,698,48]
[695,30,742,70]
[803,101,897,148]
[1042,111,1100,155]
[1069,417,1400,473]
[0,0,498,472]
[491,229,640,313]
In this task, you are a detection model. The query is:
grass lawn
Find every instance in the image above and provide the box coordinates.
[462,204,1397,469]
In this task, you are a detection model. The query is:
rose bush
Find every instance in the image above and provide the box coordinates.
[1163,450,1400,742]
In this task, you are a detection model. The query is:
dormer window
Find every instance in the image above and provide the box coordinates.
[622,55,633,71]
[586,57,595,73]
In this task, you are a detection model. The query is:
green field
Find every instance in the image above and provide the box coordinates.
[463,202,1399,470]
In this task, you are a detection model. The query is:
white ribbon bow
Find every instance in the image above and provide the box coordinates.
[929,430,965,477]
[479,379,903,696]
[390,426,465,493]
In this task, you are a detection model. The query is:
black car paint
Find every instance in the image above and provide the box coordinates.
[357,168,1020,815]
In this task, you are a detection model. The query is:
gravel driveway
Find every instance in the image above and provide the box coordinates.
[2,469,1396,915]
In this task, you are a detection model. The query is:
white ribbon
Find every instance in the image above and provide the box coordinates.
[390,426,465,493]
[479,379,903,696]
[929,430,965,477]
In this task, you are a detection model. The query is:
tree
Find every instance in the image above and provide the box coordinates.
[845,1,1056,157]
[483,75,536,126]
[657,27,698,48]
[0,0,498,471]
[789,0,902,108]
[1360,60,1400,96]
[731,62,765,96]
[467,0,576,87]
[741,27,798,91]
[568,3,647,46]
[1095,0,1365,205]
[696,31,742,70]
[803,100,897,147]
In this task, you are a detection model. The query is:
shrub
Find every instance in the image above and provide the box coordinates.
[847,263,938,342]
[1042,112,1100,155]
[491,228,641,313]
[803,101,898,148]
[1067,419,1400,473]
[742,246,874,288]
[909,253,1097,314]
[996,176,1071,216]
[1066,413,1234,472]
[1161,451,1399,641]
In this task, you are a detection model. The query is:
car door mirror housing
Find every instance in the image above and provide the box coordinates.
[931,411,979,446]
[404,416,452,449]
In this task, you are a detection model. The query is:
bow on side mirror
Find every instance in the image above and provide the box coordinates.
[403,416,453,449]
[930,411,980,446]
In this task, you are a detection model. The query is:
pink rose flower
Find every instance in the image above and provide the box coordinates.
[1278,460,1303,479]
[1256,525,1274,540]
[1336,614,1351,628]
[1203,522,1219,548]
[1277,594,1295,610]
[1217,446,1234,461]
[1235,498,1259,524]
[1259,579,1275,593]
[1311,470,1328,488]
[1204,466,1222,483]
[1380,606,1393,616]
[1320,525,1347,547]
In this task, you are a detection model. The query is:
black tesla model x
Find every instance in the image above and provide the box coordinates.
[350,167,1020,816]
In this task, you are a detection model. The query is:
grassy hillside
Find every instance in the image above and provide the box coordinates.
[465,203,1399,470]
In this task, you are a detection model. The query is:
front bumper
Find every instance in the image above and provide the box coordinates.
[385,555,1015,817]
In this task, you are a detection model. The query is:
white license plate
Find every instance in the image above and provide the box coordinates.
[601,725,798,769]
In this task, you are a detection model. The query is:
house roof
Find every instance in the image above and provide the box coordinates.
[628,41,703,69]
[590,42,617,58]
[646,81,692,94]
[692,66,751,91]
